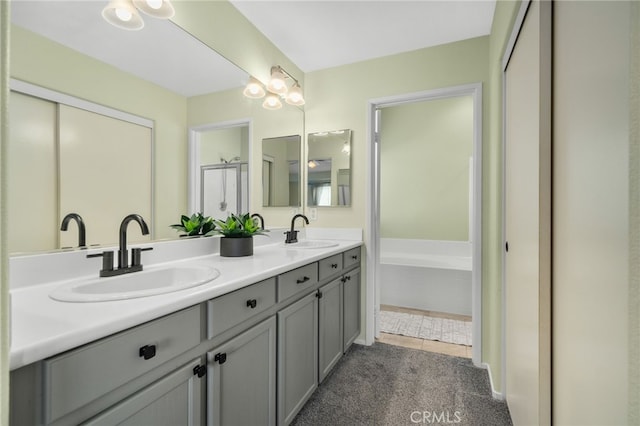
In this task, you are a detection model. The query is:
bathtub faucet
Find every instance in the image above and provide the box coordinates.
[285,214,309,244]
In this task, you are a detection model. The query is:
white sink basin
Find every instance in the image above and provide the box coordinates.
[284,240,339,249]
[50,264,220,302]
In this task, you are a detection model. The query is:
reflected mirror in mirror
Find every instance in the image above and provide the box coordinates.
[262,135,301,207]
[307,129,352,207]
[197,125,250,219]
[9,1,249,255]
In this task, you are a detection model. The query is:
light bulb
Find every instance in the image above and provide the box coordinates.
[263,93,282,110]
[243,77,266,99]
[146,0,163,9]
[115,7,132,21]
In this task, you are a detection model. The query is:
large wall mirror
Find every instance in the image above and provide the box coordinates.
[307,129,352,207]
[262,135,302,207]
[8,1,253,254]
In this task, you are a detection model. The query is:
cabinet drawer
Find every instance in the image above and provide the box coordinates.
[277,263,318,301]
[208,278,276,338]
[318,254,343,280]
[343,247,362,268]
[44,305,202,424]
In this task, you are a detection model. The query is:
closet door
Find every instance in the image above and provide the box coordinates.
[58,105,152,247]
[503,0,551,424]
[8,91,58,253]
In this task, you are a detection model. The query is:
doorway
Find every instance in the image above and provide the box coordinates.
[366,83,483,366]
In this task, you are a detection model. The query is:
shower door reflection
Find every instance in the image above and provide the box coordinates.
[201,162,248,218]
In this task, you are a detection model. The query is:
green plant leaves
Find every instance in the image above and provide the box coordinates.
[170,213,216,236]
[212,213,267,238]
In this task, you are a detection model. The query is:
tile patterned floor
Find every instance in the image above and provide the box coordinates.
[376,304,472,359]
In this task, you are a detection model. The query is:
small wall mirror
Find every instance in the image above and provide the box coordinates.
[307,129,352,207]
[262,135,301,207]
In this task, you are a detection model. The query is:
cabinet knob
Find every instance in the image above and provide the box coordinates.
[246,299,257,309]
[193,365,206,378]
[139,344,156,360]
[316,290,323,299]
[345,275,351,281]
[214,352,227,365]
[331,263,338,268]
[351,255,358,260]
[296,276,310,284]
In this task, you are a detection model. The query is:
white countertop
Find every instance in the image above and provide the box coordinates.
[10,237,362,370]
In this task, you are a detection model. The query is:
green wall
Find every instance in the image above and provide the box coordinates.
[484,0,522,393]
[10,25,187,241]
[379,96,473,241]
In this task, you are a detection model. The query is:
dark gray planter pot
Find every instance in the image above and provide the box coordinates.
[220,236,253,257]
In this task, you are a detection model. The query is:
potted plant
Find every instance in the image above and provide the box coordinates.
[213,213,267,257]
[170,213,216,237]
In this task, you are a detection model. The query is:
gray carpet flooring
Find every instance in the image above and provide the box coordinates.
[292,342,512,426]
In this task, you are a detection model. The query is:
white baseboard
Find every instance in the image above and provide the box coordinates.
[481,362,505,400]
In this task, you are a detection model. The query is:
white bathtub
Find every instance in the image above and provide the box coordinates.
[380,238,472,316]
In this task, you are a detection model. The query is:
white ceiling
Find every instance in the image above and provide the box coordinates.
[11,0,497,96]
[230,0,497,72]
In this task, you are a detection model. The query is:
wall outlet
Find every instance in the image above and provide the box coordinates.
[309,208,317,221]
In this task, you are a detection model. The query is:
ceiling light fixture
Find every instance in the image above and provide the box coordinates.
[243,65,305,110]
[102,0,174,31]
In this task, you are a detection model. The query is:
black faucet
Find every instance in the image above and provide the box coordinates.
[285,214,309,244]
[118,214,150,269]
[87,214,153,277]
[60,213,86,248]
[251,213,265,229]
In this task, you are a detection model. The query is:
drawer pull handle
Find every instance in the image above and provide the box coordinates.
[331,263,338,268]
[316,290,323,299]
[139,344,156,360]
[296,276,310,284]
[193,365,206,378]
[214,352,227,365]
[345,275,351,281]
[351,255,358,260]
[246,299,257,309]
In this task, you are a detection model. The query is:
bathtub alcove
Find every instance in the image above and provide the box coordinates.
[380,238,472,316]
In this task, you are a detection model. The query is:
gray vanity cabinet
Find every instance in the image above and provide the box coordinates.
[277,291,319,426]
[343,268,361,351]
[318,278,344,383]
[207,316,276,426]
[82,358,205,426]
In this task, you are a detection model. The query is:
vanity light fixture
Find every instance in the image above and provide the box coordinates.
[243,65,305,109]
[133,0,175,18]
[243,77,266,99]
[263,92,283,110]
[102,0,174,31]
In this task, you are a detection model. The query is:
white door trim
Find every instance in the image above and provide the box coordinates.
[366,82,483,367]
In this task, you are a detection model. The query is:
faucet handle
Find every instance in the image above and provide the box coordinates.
[284,230,299,244]
[87,251,114,274]
[131,247,153,267]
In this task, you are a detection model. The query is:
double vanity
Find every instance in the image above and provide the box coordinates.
[9,229,363,426]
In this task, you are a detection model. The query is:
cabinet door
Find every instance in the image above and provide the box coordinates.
[343,269,361,351]
[82,358,205,426]
[318,278,343,383]
[277,292,318,426]
[208,317,276,426]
